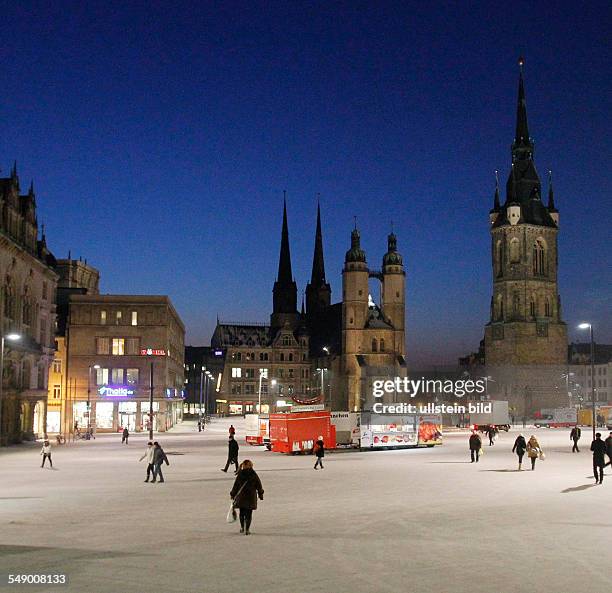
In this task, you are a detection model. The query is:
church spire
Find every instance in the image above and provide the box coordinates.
[305,198,331,316]
[272,193,298,325]
[491,170,500,212]
[547,170,557,212]
[277,193,293,284]
[310,198,326,284]
[512,57,534,162]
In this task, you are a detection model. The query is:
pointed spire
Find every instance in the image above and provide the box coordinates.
[515,56,530,146]
[492,170,500,211]
[300,292,305,315]
[28,179,35,197]
[11,160,17,179]
[277,192,293,284]
[547,170,557,211]
[310,199,326,284]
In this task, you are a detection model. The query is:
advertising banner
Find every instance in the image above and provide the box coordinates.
[417,415,443,445]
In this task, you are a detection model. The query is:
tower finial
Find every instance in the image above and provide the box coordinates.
[353,215,357,230]
[29,179,34,196]
[514,57,531,153]
[492,170,501,210]
[547,169,557,212]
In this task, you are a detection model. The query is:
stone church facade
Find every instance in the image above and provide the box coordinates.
[212,201,406,413]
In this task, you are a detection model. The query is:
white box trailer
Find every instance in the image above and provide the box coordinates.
[535,407,577,428]
[245,414,269,445]
[330,411,360,446]
[469,400,511,431]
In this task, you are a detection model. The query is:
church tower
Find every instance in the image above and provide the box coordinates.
[305,202,331,317]
[341,226,369,411]
[484,60,567,365]
[382,231,406,357]
[271,198,299,333]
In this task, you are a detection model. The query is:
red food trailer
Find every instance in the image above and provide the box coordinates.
[269,411,336,454]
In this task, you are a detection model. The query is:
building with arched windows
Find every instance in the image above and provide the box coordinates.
[212,200,406,414]
[0,164,58,445]
[484,63,567,367]
[476,61,569,414]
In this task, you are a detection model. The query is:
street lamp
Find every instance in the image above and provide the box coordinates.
[87,364,100,437]
[199,365,205,429]
[205,370,213,423]
[0,333,21,446]
[578,322,596,439]
[270,379,277,414]
[316,367,327,400]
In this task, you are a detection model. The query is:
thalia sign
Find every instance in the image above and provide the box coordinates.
[98,386,135,397]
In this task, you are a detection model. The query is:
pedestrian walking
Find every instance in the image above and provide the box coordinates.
[512,433,527,470]
[570,426,581,452]
[151,442,169,483]
[197,420,202,432]
[590,432,606,484]
[605,432,612,468]
[313,436,325,469]
[526,435,543,470]
[139,441,155,482]
[122,427,129,444]
[230,459,264,535]
[469,431,482,463]
[229,424,236,437]
[222,435,239,473]
[488,425,498,446]
[40,440,52,468]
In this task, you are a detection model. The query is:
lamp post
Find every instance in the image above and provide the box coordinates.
[205,370,213,424]
[148,361,154,441]
[0,333,21,446]
[257,368,265,414]
[199,365,205,429]
[270,379,277,414]
[87,364,100,437]
[578,323,596,439]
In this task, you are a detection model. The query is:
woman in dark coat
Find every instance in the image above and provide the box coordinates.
[512,433,527,470]
[230,460,264,535]
[313,436,325,469]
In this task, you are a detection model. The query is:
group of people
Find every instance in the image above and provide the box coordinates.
[469,426,612,482]
[138,441,170,483]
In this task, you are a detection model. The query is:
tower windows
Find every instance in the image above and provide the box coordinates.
[372,339,378,352]
[509,238,520,263]
[530,298,536,318]
[496,295,504,321]
[495,240,503,277]
[544,299,551,317]
[533,239,546,276]
[379,338,385,352]
[512,292,520,318]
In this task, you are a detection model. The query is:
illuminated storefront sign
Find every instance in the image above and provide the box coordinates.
[98,385,135,397]
[213,349,223,357]
[140,348,167,356]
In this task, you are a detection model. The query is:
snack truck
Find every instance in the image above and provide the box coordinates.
[330,411,360,447]
[359,413,443,449]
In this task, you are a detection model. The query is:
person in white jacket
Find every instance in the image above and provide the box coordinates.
[139,441,155,482]
[41,441,52,468]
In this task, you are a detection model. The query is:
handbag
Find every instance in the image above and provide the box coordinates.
[539,451,546,461]
[479,448,484,455]
[226,501,237,523]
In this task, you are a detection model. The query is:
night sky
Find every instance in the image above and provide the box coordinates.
[2,2,610,366]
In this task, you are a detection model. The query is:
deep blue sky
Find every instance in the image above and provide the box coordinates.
[2,2,611,366]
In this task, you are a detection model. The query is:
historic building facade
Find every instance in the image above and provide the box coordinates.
[480,61,568,413]
[57,294,185,434]
[212,200,406,413]
[0,164,57,444]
